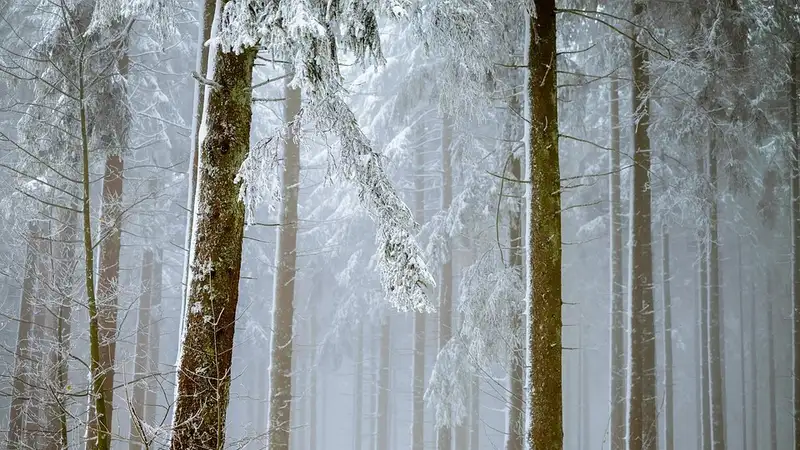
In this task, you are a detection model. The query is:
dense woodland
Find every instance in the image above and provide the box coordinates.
[0,0,798,449]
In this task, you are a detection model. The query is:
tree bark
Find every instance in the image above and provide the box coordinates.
[376,317,391,450]
[707,133,726,450]
[411,137,425,450]
[507,95,524,450]
[145,248,162,425]
[628,1,657,447]
[608,74,625,450]
[662,222,674,450]
[437,114,453,450]
[169,24,257,447]
[128,249,154,450]
[749,277,757,450]
[7,223,39,449]
[527,0,562,448]
[266,81,302,450]
[737,239,747,450]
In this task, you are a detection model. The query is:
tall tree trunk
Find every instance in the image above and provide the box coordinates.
[29,236,49,445]
[609,74,625,450]
[265,81,301,450]
[470,374,479,450]
[697,152,711,450]
[169,17,257,446]
[411,137,425,450]
[629,1,657,448]
[791,46,800,450]
[129,249,154,450]
[527,0,562,448]
[696,272,703,450]
[707,133,725,450]
[737,239,747,450]
[7,223,39,449]
[355,321,364,450]
[437,114,453,450]
[581,322,591,450]
[507,95,524,450]
[145,248,162,426]
[767,270,777,450]
[749,277,757,450]
[662,222,674,450]
[376,317,391,450]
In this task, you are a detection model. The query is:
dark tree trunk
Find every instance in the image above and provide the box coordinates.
[169,26,256,447]
[526,0,562,448]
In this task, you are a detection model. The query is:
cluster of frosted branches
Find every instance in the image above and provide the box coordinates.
[221,0,435,311]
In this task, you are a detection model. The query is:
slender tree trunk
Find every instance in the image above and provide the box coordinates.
[697,152,711,450]
[79,65,111,450]
[629,1,657,447]
[7,223,39,449]
[145,248,162,425]
[581,322,591,450]
[265,81,301,450]
[609,74,625,450]
[169,19,257,447]
[411,139,425,450]
[437,114,453,450]
[527,1,562,448]
[696,271,703,450]
[355,321,364,450]
[791,46,800,450]
[707,133,725,450]
[737,240,747,450]
[29,240,48,445]
[749,277,757,450]
[129,249,154,450]
[507,95,524,450]
[376,317,391,450]
[767,270,777,450]
[662,222,674,450]
[470,374,479,450]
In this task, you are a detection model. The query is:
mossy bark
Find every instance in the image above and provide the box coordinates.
[169,37,256,448]
[526,0,562,449]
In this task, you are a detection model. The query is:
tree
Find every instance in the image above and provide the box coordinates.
[437,114,453,450]
[608,74,625,450]
[527,0,562,448]
[411,135,426,450]
[129,249,154,450]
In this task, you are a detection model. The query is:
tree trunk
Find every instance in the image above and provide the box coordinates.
[628,1,657,446]
[697,152,711,450]
[581,322,591,450]
[169,23,257,447]
[767,270,777,450]
[791,46,800,450]
[749,277,757,450]
[707,133,725,450]
[376,317,391,450]
[145,248,162,425]
[470,374,479,450]
[29,236,49,445]
[662,222,674,450]
[128,249,154,450]
[737,239,747,450]
[7,223,39,449]
[507,95,524,450]
[527,0,562,448]
[355,321,364,450]
[437,114,453,450]
[411,138,425,450]
[609,74,625,450]
[265,81,301,450]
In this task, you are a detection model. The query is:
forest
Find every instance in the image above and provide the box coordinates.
[0,0,797,449]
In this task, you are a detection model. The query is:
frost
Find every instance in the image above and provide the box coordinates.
[190,302,202,315]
